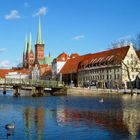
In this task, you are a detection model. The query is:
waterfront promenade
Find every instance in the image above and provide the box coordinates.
[67,87,140,96]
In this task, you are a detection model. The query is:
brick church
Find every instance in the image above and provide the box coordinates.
[23,17,53,79]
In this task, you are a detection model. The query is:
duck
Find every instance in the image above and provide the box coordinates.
[99,98,104,103]
[5,121,15,130]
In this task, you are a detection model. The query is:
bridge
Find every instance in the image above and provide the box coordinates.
[0,78,67,97]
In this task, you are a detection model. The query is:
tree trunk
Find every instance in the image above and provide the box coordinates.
[122,61,133,95]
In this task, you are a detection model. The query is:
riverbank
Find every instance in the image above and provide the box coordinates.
[67,87,140,96]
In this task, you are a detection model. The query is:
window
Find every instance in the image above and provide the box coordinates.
[132,75,134,79]
[107,75,109,79]
[127,60,129,65]
[114,74,116,79]
[131,54,133,58]
[102,75,104,79]
[117,74,120,79]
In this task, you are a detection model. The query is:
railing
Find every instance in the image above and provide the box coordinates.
[0,78,64,88]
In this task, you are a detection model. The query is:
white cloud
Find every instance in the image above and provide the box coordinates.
[33,6,48,17]
[24,2,29,7]
[0,48,6,53]
[4,10,21,20]
[73,35,85,41]
[0,60,12,68]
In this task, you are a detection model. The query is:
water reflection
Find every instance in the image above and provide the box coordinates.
[23,107,34,140]
[23,107,45,140]
[55,95,140,139]
[0,92,140,140]
[122,95,140,140]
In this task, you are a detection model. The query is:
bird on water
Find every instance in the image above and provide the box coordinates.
[5,121,15,130]
[99,98,104,103]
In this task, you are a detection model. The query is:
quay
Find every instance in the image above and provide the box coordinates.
[0,78,67,97]
[67,87,140,96]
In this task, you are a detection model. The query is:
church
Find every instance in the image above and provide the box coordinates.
[23,17,53,79]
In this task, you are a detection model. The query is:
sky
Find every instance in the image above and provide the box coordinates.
[0,0,140,68]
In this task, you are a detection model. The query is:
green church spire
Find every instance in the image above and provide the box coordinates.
[28,32,32,53]
[36,17,43,44]
[24,34,28,54]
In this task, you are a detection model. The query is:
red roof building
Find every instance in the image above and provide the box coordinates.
[59,45,140,88]
[0,68,30,78]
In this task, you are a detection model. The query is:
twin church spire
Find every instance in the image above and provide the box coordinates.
[24,17,44,54]
[23,17,44,68]
[24,32,33,54]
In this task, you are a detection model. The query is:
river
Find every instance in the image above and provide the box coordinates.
[0,90,140,140]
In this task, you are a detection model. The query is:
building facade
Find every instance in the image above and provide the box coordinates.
[52,52,70,80]
[78,45,140,88]
[59,44,140,89]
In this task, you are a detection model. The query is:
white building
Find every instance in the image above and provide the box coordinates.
[78,44,140,88]
[52,52,70,79]
[6,72,29,79]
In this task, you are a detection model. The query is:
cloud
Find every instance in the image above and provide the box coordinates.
[0,60,12,68]
[24,2,29,7]
[33,6,48,17]
[0,48,6,53]
[73,35,85,41]
[4,10,21,20]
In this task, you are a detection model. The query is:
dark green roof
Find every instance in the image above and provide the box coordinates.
[38,56,53,65]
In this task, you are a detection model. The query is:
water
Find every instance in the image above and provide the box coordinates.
[0,91,140,140]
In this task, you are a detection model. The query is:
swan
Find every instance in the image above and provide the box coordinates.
[99,98,104,103]
[5,121,15,130]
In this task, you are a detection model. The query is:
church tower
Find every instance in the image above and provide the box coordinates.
[26,33,35,68]
[35,17,45,63]
[23,35,28,68]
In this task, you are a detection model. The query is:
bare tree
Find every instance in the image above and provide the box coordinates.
[132,33,140,50]
[122,61,133,95]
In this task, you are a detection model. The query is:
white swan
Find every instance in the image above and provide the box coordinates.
[5,121,15,130]
[99,98,104,103]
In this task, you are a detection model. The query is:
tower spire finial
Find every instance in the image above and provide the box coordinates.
[28,32,32,53]
[24,34,28,54]
[36,16,43,44]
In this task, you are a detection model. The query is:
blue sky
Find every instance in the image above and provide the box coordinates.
[0,0,140,68]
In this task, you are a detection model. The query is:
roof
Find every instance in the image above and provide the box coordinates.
[24,35,28,54]
[80,46,130,67]
[60,46,130,74]
[56,52,69,62]
[44,56,53,65]
[28,32,33,53]
[0,68,30,78]
[39,64,52,77]
[36,17,44,44]
[70,53,79,59]
[38,56,53,65]
[60,56,84,74]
